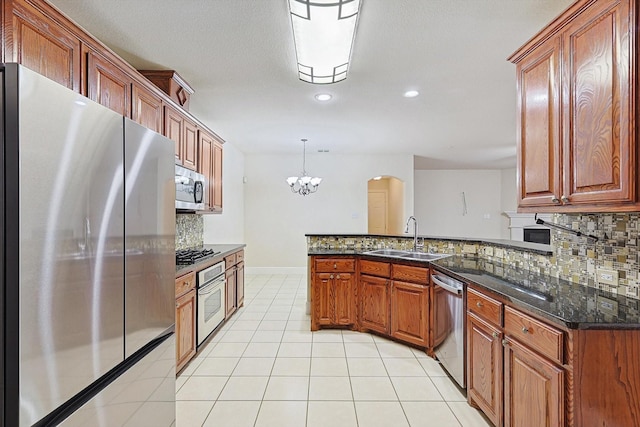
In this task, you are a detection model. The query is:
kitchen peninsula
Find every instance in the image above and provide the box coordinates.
[307,233,640,427]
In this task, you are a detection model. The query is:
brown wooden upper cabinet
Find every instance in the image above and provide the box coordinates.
[85,48,132,117]
[132,82,163,134]
[165,104,198,170]
[510,0,638,212]
[198,130,224,212]
[5,0,82,91]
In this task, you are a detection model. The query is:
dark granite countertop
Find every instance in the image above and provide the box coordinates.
[176,244,246,277]
[305,233,553,255]
[307,249,640,329]
[431,256,640,330]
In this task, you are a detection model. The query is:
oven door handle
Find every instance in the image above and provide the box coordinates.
[432,275,463,296]
[199,279,225,295]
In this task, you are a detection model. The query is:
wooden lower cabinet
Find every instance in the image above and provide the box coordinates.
[311,271,356,329]
[313,273,333,327]
[390,280,428,347]
[359,274,389,334]
[467,313,503,427]
[431,284,450,348]
[504,338,563,427]
[225,267,237,318]
[175,288,196,373]
[236,261,244,307]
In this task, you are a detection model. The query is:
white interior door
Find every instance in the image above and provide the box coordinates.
[368,190,388,234]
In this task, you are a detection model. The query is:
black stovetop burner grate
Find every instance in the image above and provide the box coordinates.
[176,248,220,265]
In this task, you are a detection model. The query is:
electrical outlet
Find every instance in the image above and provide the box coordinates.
[463,245,476,254]
[597,296,618,315]
[596,268,618,286]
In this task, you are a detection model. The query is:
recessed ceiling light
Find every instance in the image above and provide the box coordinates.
[372,176,382,180]
[315,93,332,101]
[404,90,419,98]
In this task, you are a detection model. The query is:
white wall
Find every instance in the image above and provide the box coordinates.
[203,141,245,243]
[414,170,503,239]
[500,168,517,239]
[244,153,414,269]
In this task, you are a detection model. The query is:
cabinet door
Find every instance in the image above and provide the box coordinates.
[225,268,237,318]
[8,0,81,91]
[132,82,163,133]
[359,274,389,334]
[312,272,334,330]
[236,261,245,308]
[164,105,183,164]
[562,0,634,206]
[516,35,561,209]
[212,141,223,212]
[182,117,198,171]
[504,338,563,427]
[85,49,132,116]
[198,132,213,209]
[432,284,450,348]
[467,313,503,427]
[334,272,356,326]
[390,280,428,347]
[176,289,196,373]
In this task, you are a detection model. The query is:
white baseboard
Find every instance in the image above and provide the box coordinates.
[245,266,307,275]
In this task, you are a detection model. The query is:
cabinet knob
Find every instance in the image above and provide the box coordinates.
[502,338,509,347]
[522,327,530,334]
[336,274,340,279]
[334,263,337,269]
[492,331,499,338]
[476,301,483,308]
[561,195,570,204]
[330,274,334,279]
[551,196,560,204]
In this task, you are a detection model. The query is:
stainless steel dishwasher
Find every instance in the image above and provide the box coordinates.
[431,272,465,388]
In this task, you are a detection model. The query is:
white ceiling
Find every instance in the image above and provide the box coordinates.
[50,0,573,169]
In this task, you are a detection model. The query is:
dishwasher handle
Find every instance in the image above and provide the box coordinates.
[432,274,463,296]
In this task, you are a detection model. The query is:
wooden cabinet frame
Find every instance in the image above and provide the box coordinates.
[510,0,639,212]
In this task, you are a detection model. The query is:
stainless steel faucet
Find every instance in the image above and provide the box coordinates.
[404,216,423,251]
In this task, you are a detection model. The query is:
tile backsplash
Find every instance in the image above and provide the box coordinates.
[176,214,203,250]
[307,212,640,300]
[552,213,639,298]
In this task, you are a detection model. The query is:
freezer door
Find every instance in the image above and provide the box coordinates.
[59,333,176,427]
[124,119,176,357]
[15,66,125,425]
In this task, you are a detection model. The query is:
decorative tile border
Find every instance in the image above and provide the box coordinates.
[307,212,640,301]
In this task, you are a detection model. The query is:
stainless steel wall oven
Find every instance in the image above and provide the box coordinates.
[197,261,226,346]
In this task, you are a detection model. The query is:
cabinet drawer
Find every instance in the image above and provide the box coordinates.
[225,253,237,267]
[175,271,196,297]
[504,306,563,364]
[392,264,429,284]
[467,287,502,326]
[359,259,390,278]
[236,250,244,263]
[315,258,356,272]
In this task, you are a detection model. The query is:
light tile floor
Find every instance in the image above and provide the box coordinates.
[177,274,492,427]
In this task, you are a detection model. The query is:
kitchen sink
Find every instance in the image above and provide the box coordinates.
[363,249,450,262]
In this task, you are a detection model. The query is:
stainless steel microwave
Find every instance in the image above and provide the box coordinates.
[175,165,205,211]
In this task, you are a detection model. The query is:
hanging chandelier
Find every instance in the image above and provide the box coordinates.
[286,139,322,196]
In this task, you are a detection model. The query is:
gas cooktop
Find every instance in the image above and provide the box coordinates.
[176,248,221,265]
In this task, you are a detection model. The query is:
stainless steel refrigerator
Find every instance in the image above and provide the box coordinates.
[0,64,176,426]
